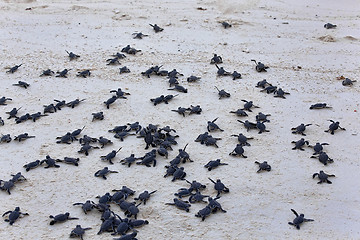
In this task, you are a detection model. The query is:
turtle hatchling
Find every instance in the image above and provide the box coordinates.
[309,103,332,110]
[210,54,223,64]
[13,81,30,89]
[215,64,231,76]
[2,207,28,225]
[149,23,164,32]
[92,112,104,121]
[229,144,247,158]
[255,161,271,172]
[56,69,71,78]
[70,225,92,240]
[40,69,54,76]
[207,117,224,132]
[291,123,312,136]
[208,178,229,197]
[313,170,335,184]
[215,86,230,99]
[310,152,334,165]
[6,64,22,73]
[134,190,157,205]
[324,23,336,29]
[0,96,12,105]
[204,159,228,171]
[251,59,269,72]
[66,50,80,60]
[77,70,91,78]
[165,198,191,212]
[342,78,356,86]
[288,209,314,230]
[14,133,35,142]
[100,147,122,164]
[325,120,345,135]
[291,138,309,151]
[49,212,79,225]
[94,167,118,180]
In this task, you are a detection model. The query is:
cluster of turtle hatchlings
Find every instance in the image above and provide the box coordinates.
[0,16,355,239]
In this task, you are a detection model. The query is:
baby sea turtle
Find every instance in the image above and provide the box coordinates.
[342,78,356,86]
[324,23,336,29]
[260,85,277,94]
[208,196,227,213]
[6,64,22,73]
[207,117,224,132]
[309,103,332,110]
[70,225,92,240]
[92,111,104,121]
[187,75,201,82]
[171,107,189,117]
[189,105,202,115]
[98,136,113,148]
[256,112,271,122]
[189,191,209,204]
[106,57,121,65]
[57,157,80,166]
[210,54,223,64]
[186,180,206,192]
[149,23,164,32]
[231,71,242,80]
[94,167,118,180]
[310,152,334,165]
[231,133,253,146]
[104,95,118,109]
[195,206,212,221]
[172,167,187,181]
[313,170,335,184]
[229,144,247,158]
[43,103,57,114]
[77,70,91,78]
[56,69,71,78]
[215,86,230,99]
[40,69,54,76]
[56,132,72,144]
[30,112,47,122]
[119,66,131,74]
[53,99,66,110]
[288,209,314,230]
[168,84,188,93]
[255,161,271,172]
[23,160,41,171]
[40,155,60,169]
[14,133,35,142]
[325,120,346,135]
[13,81,30,89]
[291,123,312,136]
[204,159,228,171]
[0,96,12,105]
[256,79,272,88]
[49,212,79,225]
[0,117,3,126]
[10,172,26,182]
[174,188,192,198]
[15,113,30,124]
[221,21,232,28]
[230,109,248,117]
[165,198,191,212]
[100,147,122,164]
[274,88,290,98]
[110,88,131,99]
[134,190,157,205]
[204,135,221,148]
[66,50,80,60]
[291,138,309,151]
[251,59,269,72]
[2,207,29,225]
[208,178,229,197]
[132,32,148,39]
[120,154,138,167]
[0,180,15,194]
[215,64,231,76]
[121,45,141,55]
[67,98,85,108]
[6,107,21,119]
[309,142,329,155]
[241,99,259,112]
[237,120,257,131]
[78,143,99,156]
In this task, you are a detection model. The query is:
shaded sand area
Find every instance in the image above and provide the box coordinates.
[0,0,360,239]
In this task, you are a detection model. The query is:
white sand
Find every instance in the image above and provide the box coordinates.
[0,0,360,239]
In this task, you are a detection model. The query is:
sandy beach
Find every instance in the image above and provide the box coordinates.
[0,0,360,239]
